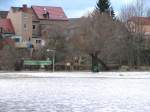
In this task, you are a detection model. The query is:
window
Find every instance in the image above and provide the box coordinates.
[23,15,28,22]
[14,38,20,43]
[24,24,27,28]
[0,27,2,33]
[33,25,36,30]
[36,40,41,44]
[24,15,28,19]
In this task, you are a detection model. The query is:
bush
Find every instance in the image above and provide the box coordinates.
[120,65,130,71]
[0,46,17,70]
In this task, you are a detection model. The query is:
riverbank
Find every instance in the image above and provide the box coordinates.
[0,71,150,78]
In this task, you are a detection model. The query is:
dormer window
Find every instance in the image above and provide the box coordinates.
[43,8,47,14]
[43,8,49,19]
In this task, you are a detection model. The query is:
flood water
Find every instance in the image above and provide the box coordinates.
[0,76,150,112]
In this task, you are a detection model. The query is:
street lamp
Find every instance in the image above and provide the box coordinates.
[47,49,55,72]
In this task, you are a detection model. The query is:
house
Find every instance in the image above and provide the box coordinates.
[7,5,33,48]
[6,4,68,49]
[127,17,150,38]
[0,11,8,19]
[0,19,14,34]
[127,17,150,49]
[0,18,16,49]
[0,18,15,40]
[31,5,68,48]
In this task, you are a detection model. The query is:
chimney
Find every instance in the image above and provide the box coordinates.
[43,8,47,14]
[22,4,27,12]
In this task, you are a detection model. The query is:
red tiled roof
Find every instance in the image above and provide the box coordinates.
[129,17,150,25]
[32,6,68,21]
[0,19,14,33]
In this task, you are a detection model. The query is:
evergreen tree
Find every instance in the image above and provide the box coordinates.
[110,6,115,17]
[96,0,115,17]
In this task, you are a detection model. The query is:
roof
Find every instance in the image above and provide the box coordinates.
[0,19,14,33]
[26,8,39,21]
[32,6,68,21]
[11,6,39,21]
[129,17,150,25]
[11,6,29,13]
[0,11,8,19]
[11,7,21,11]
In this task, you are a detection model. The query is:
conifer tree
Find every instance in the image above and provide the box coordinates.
[96,0,115,17]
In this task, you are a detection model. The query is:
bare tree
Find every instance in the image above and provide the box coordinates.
[71,11,129,71]
[120,0,146,22]
[33,24,68,63]
[120,0,147,66]
[147,9,150,17]
[0,46,17,70]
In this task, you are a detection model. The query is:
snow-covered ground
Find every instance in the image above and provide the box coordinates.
[0,72,150,112]
[0,71,150,78]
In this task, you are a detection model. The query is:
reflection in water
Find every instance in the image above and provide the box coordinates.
[0,77,149,112]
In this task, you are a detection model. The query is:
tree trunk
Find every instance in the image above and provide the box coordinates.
[90,53,109,72]
[91,53,99,72]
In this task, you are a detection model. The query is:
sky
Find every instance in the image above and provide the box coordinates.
[0,0,149,18]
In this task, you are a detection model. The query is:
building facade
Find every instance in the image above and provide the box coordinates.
[127,17,150,37]
[0,11,8,19]
[0,4,68,49]
[127,17,150,49]
[7,5,33,48]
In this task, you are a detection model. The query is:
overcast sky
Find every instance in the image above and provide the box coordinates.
[0,0,149,18]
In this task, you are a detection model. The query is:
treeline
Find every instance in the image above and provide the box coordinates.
[0,0,150,71]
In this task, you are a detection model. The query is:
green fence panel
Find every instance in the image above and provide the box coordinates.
[24,60,52,66]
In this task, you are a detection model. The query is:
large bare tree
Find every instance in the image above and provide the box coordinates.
[71,11,129,71]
